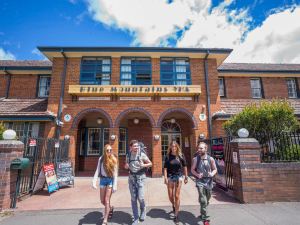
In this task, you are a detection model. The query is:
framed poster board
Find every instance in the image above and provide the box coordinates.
[43,163,59,193]
[56,161,74,188]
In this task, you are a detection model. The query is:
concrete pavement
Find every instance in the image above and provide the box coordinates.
[1,202,300,225]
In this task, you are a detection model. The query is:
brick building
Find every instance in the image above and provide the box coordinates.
[1,47,300,177]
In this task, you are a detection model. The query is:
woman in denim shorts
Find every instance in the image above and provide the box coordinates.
[163,141,188,224]
[93,144,118,225]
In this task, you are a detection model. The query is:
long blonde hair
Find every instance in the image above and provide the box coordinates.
[167,141,183,158]
[103,144,118,177]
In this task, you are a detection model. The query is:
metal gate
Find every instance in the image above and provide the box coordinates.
[17,136,70,198]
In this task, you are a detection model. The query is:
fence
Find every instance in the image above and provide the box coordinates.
[254,131,300,162]
[17,136,70,197]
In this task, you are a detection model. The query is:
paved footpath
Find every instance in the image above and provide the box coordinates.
[1,202,300,225]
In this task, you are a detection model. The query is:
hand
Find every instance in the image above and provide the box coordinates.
[112,187,117,193]
[208,172,214,177]
[124,163,129,170]
[184,177,188,184]
[198,173,203,179]
[92,181,97,189]
[139,160,145,168]
[164,178,168,185]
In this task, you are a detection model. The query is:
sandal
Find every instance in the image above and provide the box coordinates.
[108,206,114,219]
[101,221,107,225]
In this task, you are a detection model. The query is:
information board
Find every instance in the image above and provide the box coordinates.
[56,161,74,188]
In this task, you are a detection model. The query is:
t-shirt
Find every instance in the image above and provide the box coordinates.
[164,154,187,177]
[127,150,149,174]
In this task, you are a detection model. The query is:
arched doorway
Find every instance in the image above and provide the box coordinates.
[161,121,182,163]
[73,109,113,175]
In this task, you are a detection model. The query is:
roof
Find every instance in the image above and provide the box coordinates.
[0,98,54,121]
[218,63,300,73]
[0,60,52,67]
[213,99,300,119]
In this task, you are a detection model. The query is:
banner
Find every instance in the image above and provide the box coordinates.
[56,161,74,188]
[43,164,59,193]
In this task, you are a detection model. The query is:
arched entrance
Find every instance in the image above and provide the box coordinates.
[115,108,155,175]
[72,109,113,175]
[158,108,197,168]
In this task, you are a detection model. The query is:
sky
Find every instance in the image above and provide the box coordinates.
[0,0,299,63]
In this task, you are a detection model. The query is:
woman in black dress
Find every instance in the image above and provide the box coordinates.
[163,141,188,224]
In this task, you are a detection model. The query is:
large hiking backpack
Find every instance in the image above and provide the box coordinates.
[127,142,148,174]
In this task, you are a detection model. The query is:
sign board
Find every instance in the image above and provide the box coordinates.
[161,97,193,101]
[56,161,74,188]
[33,169,46,193]
[78,97,110,101]
[43,164,59,193]
[69,85,201,96]
[199,113,207,121]
[55,142,60,148]
[29,138,37,147]
[64,114,72,122]
[119,97,151,101]
[233,152,238,164]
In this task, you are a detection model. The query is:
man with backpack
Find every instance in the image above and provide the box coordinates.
[191,142,217,225]
[124,140,152,225]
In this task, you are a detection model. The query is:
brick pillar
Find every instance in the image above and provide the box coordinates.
[110,128,119,156]
[231,138,265,203]
[0,140,24,210]
[151,127,162,177]
[68,131,77,169]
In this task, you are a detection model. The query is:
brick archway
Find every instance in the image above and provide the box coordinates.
[114,107,156,128]
[157,108,198,128]
[71,108,113,128]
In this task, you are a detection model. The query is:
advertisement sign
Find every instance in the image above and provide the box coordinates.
[56,161,74,188]
[43,164,59,193]
[29,138,37,147]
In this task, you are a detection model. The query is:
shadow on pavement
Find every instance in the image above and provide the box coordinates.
[78,211,103,225]
[147,208,173,221]
[109,211,133,224]
[179,210,200,225]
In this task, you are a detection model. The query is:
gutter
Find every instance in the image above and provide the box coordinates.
[55,50,68,139]
[203,51,213,152]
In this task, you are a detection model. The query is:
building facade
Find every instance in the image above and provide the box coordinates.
[1,47,300,176]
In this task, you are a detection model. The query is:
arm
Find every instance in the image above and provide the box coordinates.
[92,157,101,189]
[191,157,201,179]
[209,158,218,177]
[183,166,188,183]
[124,153,129,170]
[112,162,118,192]
[141,154,152,168]
[163,168,168,185]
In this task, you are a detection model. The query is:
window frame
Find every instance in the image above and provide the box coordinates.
[218,77,226,97]
[160,57,191,85]
[37,75,51,98]
[250,78,264,99]
[80,57,112,85]
[286,78,299,99]
[120,57,152,85]
[118,127,128,155]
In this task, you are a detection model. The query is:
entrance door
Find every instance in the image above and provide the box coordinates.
[87,128,102,156]
[161,121,182,165]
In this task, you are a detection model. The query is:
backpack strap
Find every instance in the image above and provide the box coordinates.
[196,154,201,172]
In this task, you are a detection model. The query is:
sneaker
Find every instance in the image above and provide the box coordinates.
[203,220,210,225]
[139,207,146,221]
[132,220,139,225]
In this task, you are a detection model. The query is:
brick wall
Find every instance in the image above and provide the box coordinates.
[212,120,226,137]
[8,75,38,98]
[0,75,7,97]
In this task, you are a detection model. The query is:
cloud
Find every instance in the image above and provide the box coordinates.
[32,48,49,61]
[226,6,300,63]
[86,0,300,63]
[0,48,15,60]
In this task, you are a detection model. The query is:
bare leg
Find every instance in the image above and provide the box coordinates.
[167,181,175,210]
[103,186,113,223]
[174,181,182,217]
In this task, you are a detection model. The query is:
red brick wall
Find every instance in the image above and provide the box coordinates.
[262,77,289,99]
[212,120,226,137]
[0,75,7,97]
[8,75,38,98]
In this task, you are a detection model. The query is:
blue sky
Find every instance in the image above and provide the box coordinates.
[0,0,299,63]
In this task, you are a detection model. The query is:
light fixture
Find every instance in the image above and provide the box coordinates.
[110,134,116,141]
[199,133,205,140]
[170,118,176,124]
[154,135,160,141]
[238,128,249,138]
[3,130,16,140]
[96,118,103,125]
[133,118,139,124]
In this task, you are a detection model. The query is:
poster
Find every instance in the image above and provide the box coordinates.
[43,163,59,193]
[56,161,74,188]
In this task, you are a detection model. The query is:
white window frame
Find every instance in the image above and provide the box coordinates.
[250,78,263,99]
[219,77,225,97]
[118,128,127,155]
[38,76,51,98]
[286,78,298,98]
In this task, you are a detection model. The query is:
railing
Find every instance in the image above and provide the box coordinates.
[254,131,300,162]
[17,136,70,197]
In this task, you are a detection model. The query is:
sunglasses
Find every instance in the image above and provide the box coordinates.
[106,149,112,152]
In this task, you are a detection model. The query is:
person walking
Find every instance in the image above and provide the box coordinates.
[191,142,217,225]
[125,140,152,225]
[92,144,118,225]
[163,141,188,224]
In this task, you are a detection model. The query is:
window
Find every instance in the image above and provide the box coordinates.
[160,58,191,85]
[80,57,111,85]
[120,58,151,85]
[4,122,39,137]
[250,78,263,98]
[219,77,225,97]
[38,76,51,97]
[118,128,127,155]
[286,78,298,98]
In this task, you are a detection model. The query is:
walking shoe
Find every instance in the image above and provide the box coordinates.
[139,207,146,221]
[132,219,139,225]
[203,220,210,225]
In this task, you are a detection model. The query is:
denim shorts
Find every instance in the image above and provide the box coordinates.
[99,177,113,188]
[168,175,184,183]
